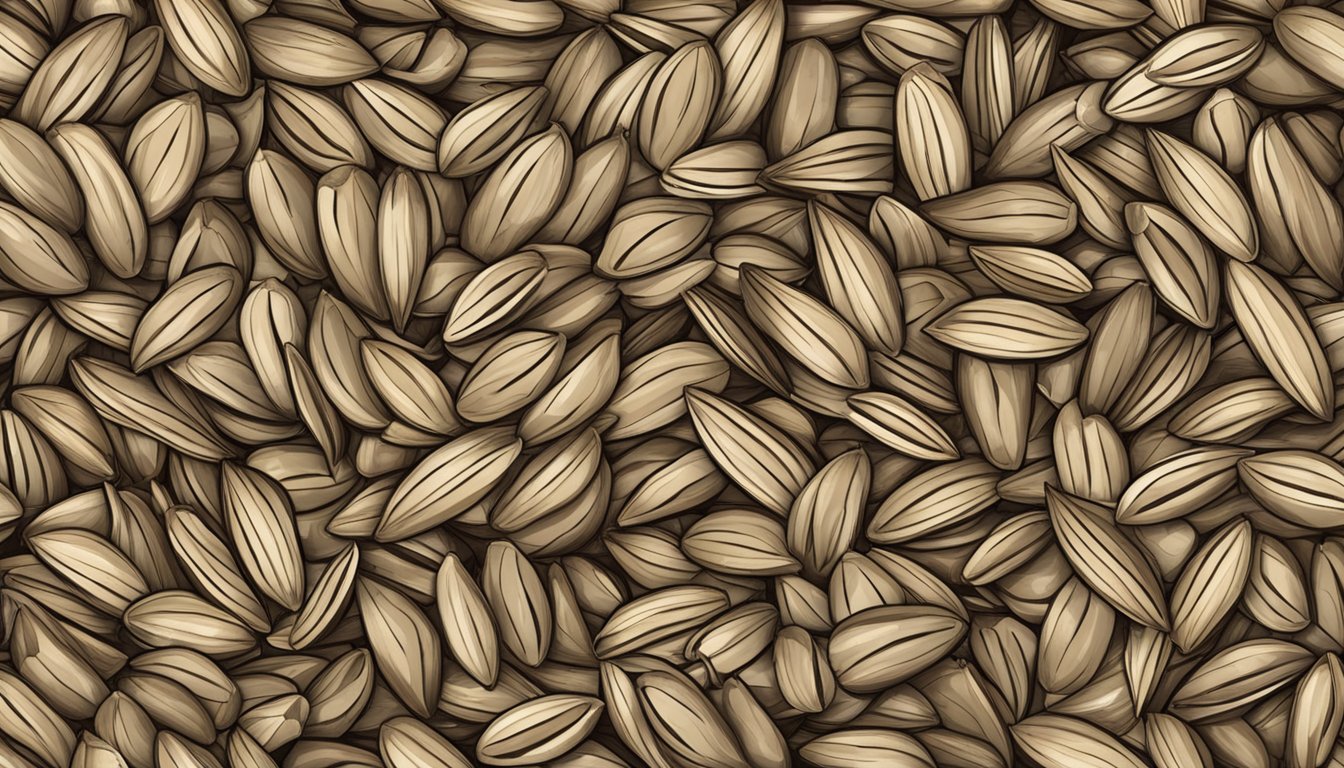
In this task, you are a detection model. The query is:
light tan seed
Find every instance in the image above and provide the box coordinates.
[637,669,748,768]
[927,297,1088,360]
[14,16,127,132]
[1169,640,1314,722]
[1146,129,1258,260]
[481,541,553,667]
[1147,25,1265,87]
[896,63,971,200]
[379,717,472,768]
[685,387,814,516]
[1047,486,1170,630]
[9,608,109,720]
[1012,714,1148,768]
[829,605,967,693]
[1239,450,1344,529]
[739,266,869,388]
[921,181,1077,245]
[1243,534,1310,633]
[787,449,870,580]
[344,79,447,172]
[1275,7,1344,90]
[46,123,148,280]
[10,386,115,480]
[1115,446,1248,526]
[356,577,440,718]
[125,93,206,223]
[461,125,573,262]
[267,83,374,174]
[1146,713,1212,768]
[802,729,934,768]
[27,529,148,616]
[221,463,303,610]
[123,591,256,656]
[476,695,603,767]
[1285,652,1344,768]
[153,0,248,95]
[316,167,388,321]
[863,15,964,76]
[246,150,325,280]
[0,667,76,768]
[0,120,82,233]
[988,82,1113,179]
[164,506,270,633]
[594,585,729,659]
[131,266,244,373]
[289,543,358,649]
[1169,519,1253,652]
[682,508,799,576]
[244,17,377,86]
[759,129,895,195]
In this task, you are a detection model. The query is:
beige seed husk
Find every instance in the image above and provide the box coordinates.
[1276,7,1344,91]
[638,668,749,768]
[1012,713,1148,768]
[0,120,83,233]
[460,125,573,262]
[164,505,270,633]
[1047,486,1170,630]
[1147,25,1265,87]
[896,63,971,200]
[1168,518,1253,653]
[1169,639,1315,722]
[1146,128,1259,261]
[968,531,1047,611]
[10,385,116,480]
[344,78,446,172]
[13,16,128,132]
[594,585,729,659]
[759,128,895,195]
[926,297,1089,360]
[10,607,107,720]
[153,0,250,96]
[922,181,1078,244]
[266,82,374,174]
[46,123,148,280]
[0,668,77,767]
[481,540,553,667]
[739,265,870,388]
[476,694,603,766]
[988,81,1113,179]
[1285,652,1344,768]
[131,266,245,373]
[220,462,304,611]
[767,39,838,160]
[354,576,440,718]
[379,717,472,768]
[829,604,967,693]
[685,387,814,516]
[244,17,377,86]
[1226,260,1334,421]
[246,150,326,280]
[125,93,207,224]
[1243,534,1311,633]
[123,590,256,656]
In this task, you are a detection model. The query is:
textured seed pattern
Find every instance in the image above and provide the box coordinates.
[0,0,1341,767]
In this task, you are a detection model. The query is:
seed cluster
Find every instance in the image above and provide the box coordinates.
[0,0,1343,766]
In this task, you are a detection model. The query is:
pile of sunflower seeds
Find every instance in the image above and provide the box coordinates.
[3,0,1344,765]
